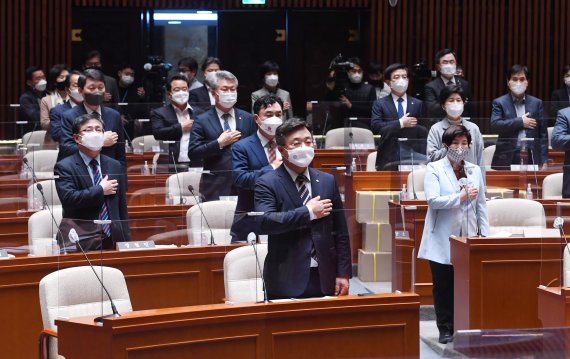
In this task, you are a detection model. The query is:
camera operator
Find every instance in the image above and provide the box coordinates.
[325,56,376,130]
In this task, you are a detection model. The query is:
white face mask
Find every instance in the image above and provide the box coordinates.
[171,90,189,105]
[349,73,363,84]
[564,77,570,88]
[80,131,104,151]
[217,92,237,108]
[259,116,282,136]
[440,64,457,76]
[446,102,464,118]
[69,89,83,103]
[35,79,47,92]
[265,74,279,87]
[286,145,314,168]
[121,75,134,86]
[390,78,408,93]
[509,81,527,95]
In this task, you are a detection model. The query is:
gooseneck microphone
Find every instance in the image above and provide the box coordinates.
[409,146,418,200]
[458,177,481,237]
[22,157,39,183]
[171,152,185,204]
[67,228,120,323]
[187,185,215,245]
[554,217,570,257]
[36,183,66,254]
[248,232,268,303]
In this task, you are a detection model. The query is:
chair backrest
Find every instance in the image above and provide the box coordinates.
[486,198,546,235]
[165,172,202,205]
[22,130,47,151]
[28,205,62,256]
[548,126,554,149]
[132,134,159,152]
[366,151,377,171]
[407,167,426,199]
[482,145,496,170]
[542,172,563,199]
[224,244,268,302]
[23,150,59,178]
[186,200,237,246]
[564,245,570,287]
[324,127,374,149]
[39,266,132,359]
[27,179,61,210]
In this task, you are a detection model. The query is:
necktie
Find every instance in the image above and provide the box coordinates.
[89,159,111,237]
[267,141,276,163]
[93,111,100,119]
[397,97,404,119]
[221,113,231,131]
[296,174,311,205]
[447,80,454,86]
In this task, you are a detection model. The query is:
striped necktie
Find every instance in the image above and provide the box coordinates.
[267,140,276,163]
[89,159,111,237]
[221,113,231,131]
[296,174,311,205]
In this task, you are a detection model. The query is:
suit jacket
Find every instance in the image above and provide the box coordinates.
[54,152,130,244]
[251,87,293,120]
[423,76,475,121]
[371,95,428,170]
[189,86,212,112]
[188,107,255,201]
[490,93,548,169]
[150,104,202,164]
[230,132,275,241]
[342,82,377,130]
[551,107,570,197]
[19,88,47,133]
[549,87,570,125]
[104,75,120,104]
[417,158,489,265]
[58,105,126,167]
[254,165,352,299]
[49,101,72,143]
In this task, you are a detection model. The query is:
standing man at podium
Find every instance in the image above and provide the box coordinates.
[254,119,352,300]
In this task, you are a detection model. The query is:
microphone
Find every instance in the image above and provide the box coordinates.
[188,185,215,245]
[527,145,540,199]
[171,152,185,204]
[248,232,268,303]
[458,177,481,237]
[348,131,363,171]
[143,62,173,71]
[22,157,39,184]
[36,183,66,255]
[554,217,570,257]
[67,227,121,323]
[406,142,418,200]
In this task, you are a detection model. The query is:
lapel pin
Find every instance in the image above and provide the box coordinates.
[316,179,320,183]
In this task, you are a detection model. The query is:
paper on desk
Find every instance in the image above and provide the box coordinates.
[487,230,513,238]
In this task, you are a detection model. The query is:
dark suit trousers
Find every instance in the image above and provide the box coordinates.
[429,260,454,334]
[298,267,324,298]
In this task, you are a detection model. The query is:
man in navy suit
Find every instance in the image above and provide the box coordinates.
[490,64,548,169]
[189,70,255,201]
[371,63,428,170]
[231,95,283,242]
[552,107,570,197]
[50,71,83,143]
[58,68,125,167]
[55,114,130,251]
[151,75,201,168]
[549,65,570,125]
[255,119,352,299]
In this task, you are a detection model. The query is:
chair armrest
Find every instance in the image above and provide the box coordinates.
[39,329,58,359]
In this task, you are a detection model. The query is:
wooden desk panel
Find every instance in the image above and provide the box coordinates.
[313,149,374,169]
[57,293,420,359]
[0,245,237,359]
[538,286,570,328]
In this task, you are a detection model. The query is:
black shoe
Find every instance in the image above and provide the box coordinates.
[438,331,453,344]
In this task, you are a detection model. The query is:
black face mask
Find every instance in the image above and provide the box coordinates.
[368,79,384,88]
[84,92,105,106]
[55,81,67,91]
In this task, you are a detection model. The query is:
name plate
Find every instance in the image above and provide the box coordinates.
[510,164,539,171]
[116,241,156,251]
[398,165,424,171]
[0,249,10,259]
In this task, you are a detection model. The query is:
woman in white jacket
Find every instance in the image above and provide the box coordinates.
[417,124,489,344]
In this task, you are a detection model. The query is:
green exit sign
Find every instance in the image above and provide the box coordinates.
[242,0,266,4]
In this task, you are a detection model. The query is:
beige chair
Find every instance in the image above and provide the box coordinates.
[165,171,202,205]
[542,172,563,199]
[186,200,237,246]
[482,145,496,170]
[564,245,570,287]
[324,127,375,149]
[23,149,59,179]
[548,126,554,149]
[131,134,160,153]
[22,130,47,151]
[366,151,377,171]
[38,266,133,359]
[27,179,61,210]
[224,243,268,302]
[407,167,426,199]
[28,205,62,256]
[486,198,546,235]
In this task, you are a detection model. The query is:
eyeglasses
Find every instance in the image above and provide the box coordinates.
[81,127,104,133]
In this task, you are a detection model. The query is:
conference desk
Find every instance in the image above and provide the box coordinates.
[56,293,420,359]
[0,244,237,358]
[537,286,570,328]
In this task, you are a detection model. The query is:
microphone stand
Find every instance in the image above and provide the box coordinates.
[248,232,268,303]
[171,152,185,204]
[188,185,216,245]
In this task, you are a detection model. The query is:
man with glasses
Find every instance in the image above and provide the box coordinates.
[55,113,130,251]
[189,70,255,201]
[254,118,351,300]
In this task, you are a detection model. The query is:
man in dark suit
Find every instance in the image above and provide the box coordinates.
[19,66,48,134]
[189,70,255,201]
[58,68,125,167]
[231,95,283,242]
[50,71,83,143]
[54,113,130,251]
[423,49,475,122]
[552,107,570,197]
[254,119,351,299]
[151,75,201,169]
[491,64,548,169]
[549,65,570,126]
[371,63,428,170]
[189,58,221,112]
[82,50,120,104]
